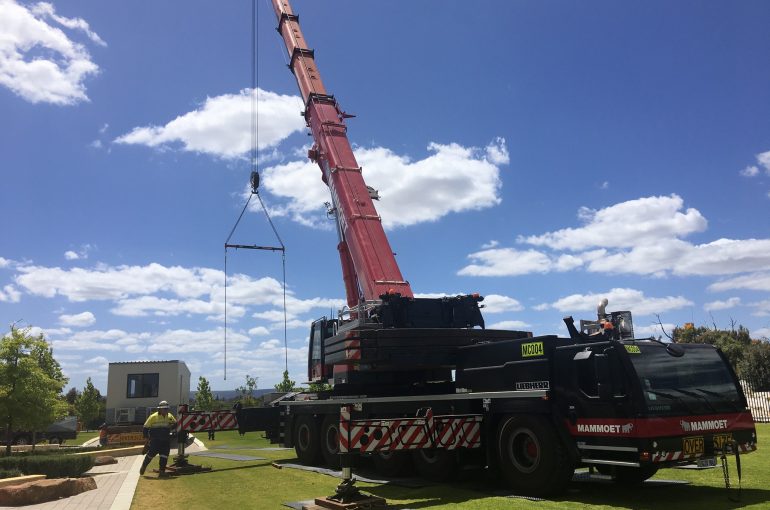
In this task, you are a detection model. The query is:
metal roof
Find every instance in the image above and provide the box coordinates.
[108,360,183,365]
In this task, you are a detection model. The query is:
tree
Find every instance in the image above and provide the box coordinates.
[673,324,751,371]
[195,376,215,411]
[236,374,259,407]
[75,377,101,430]
[738,341,770,391]
[274,370,297,393]
[64,387,80,417]
[306,381,332,393]
[65,387,80,406]
[0,327,68,454]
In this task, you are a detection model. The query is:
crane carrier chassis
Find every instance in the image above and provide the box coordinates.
[175,0,758,500]
[179,320,757,497]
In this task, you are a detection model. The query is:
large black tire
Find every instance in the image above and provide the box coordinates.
[372,450,412,478]
[411,449,457,481]
[496,415,573,497]
[320,414,341,468]
[294,415,323,466]
[48,436,63,445]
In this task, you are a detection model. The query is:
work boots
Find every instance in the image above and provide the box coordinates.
[139,456,151,475]
[158,455,169,477]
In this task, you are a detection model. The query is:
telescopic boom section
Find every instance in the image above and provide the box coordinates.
[271,0,413,305]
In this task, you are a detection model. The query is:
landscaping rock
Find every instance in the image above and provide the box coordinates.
[0,477,97,506]
[94,456,117,466]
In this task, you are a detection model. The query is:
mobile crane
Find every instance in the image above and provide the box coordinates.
[176,0,758,502]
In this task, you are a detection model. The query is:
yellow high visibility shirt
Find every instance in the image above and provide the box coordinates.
[144,411,176,430]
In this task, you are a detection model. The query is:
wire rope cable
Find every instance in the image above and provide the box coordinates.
[223,0,289,380]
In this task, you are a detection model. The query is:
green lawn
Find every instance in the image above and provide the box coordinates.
[130,424,770,510]
[75,431,99,445]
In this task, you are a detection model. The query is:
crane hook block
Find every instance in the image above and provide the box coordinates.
[250,171,260,193]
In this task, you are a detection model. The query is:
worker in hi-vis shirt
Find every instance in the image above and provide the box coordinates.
[139,400,177,477]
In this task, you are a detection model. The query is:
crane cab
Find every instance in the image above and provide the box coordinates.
[308,318,337,382]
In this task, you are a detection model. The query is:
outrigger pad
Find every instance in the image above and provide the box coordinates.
[283,501,315,510]
[275,462,431,488]
[572,471,690,486]
[189,451,265,461]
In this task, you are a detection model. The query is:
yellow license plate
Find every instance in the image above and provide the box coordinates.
[683,436,704,455]
[713,433,732,451]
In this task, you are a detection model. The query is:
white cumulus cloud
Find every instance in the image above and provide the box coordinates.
[703,297,741,312]
[634,323,676,339]
[261,139,506,229]
[16,263,224,301]
[749,300,770,317]
[458,248,553,277]
[0,284,21,303]
[480,294,524,313]
[740,165,759,177]
[114,88,305,158]
[543,288,693,317]
[0,0,102,105]
[148,328,249,354]
[47,329,143,352]
[710,272,770,292]
[488,320,531,330]
[59,311,95,327]
[458,195,770,278]
[13,260,342,326]
[520,195,706,251]
[757,150,770,173]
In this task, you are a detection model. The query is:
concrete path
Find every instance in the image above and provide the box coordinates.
[0,439,207,510]
[0,455,142,510]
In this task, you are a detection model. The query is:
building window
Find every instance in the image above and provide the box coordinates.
[127,373,159,398]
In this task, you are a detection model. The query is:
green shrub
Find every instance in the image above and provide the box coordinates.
[0,469,22,479]
[0,455,94,478]
[0,446,102,457]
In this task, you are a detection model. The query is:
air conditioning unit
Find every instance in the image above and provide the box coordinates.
[116,407,136,423]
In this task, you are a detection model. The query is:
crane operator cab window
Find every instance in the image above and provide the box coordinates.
[308,318,337,382]
[573,345,626,401]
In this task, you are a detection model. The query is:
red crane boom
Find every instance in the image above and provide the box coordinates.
[271,0,413,307]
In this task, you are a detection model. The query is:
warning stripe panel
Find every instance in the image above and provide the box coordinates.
[178,411,239,432]
[344,413,482,452]
[339,407,351,453]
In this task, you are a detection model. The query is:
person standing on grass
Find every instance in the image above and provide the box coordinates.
[139,401,177,477]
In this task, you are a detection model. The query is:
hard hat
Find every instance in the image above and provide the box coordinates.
[158,400,170,409]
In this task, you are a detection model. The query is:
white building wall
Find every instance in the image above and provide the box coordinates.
[106,360,190,424]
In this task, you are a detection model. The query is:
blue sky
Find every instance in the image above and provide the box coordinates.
[1,0,769,396]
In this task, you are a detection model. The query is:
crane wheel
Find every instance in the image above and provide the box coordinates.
[320,414,341,468]
[411,449,456,481]
[496,415,573,497]
[294,415,323,466]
